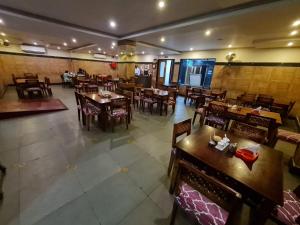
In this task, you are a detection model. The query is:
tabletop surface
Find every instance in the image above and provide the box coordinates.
[15,78,43,84]
[211,101,282,125]
[83,92,125,104]
[176,125,283,205]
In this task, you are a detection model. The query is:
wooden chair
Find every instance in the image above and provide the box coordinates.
[270,185,300,225]
[74,92,82,122]
[192,95,206,126]
[24,73,38,79]
[189,88,202,106]
[238,94,256,107]
[25,79,43,98]
[256,96,274,109]
[122,90,134,123]
[78,94,101,130]
[107,98,129,132]
[12,74,25,98]
[274,129,300,174]
[245,113,276,144]
[163,88,177,115]
[168,118,191,176]
[44,77,53,96]
[170,160,242,225]
[184,86,193,104]
[141,89,158,114]
[205,103,229,130]
[103,75,113,91]
[229,121,267,144]
[86,85,98,93]
[133,87,143,109]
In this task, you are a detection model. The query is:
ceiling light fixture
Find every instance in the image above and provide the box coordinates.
[190,47,194,51]
[158,1,165,9]
[109,20,117,28]
[120,51,123,54]
[103,51,106,54]
[98,47,101,51]
[63,42,67,46]
[33,42,37,45]
[4,39,9,42]
[0,32,6,36]
[88,50,92,54]
[287,42,294,47]
[46,44,50,47]
[0,19,3,24]
[205,30,211,36]
[115,54,119,57]
[72,38,77,43]
[111,46,114,49]
[160,37,165,42]
[112,42,116,46]
[290,30,298,36]
[228,44,232,48]
[160,51,164,55]
[57,46,61,50]
[142,51,145,54]
[292,20,300,27]
[130,52,133,56]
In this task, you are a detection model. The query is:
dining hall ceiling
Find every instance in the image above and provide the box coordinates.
[0,0,299,56]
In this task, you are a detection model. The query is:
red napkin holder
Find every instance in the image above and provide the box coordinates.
[235,148,259,163]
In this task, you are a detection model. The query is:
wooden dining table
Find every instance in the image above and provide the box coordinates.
[15,78,44,84]
[83,91,126,130]
[170,125,283,225]
[143,88,169,116]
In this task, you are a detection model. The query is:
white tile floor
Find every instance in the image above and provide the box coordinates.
[0,86,299,225]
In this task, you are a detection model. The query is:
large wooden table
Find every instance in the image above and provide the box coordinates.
[211,100,282,125]
[171,125,283,225]
[144,88,169,116]
[15,78,44,84]
[83,92,126,130]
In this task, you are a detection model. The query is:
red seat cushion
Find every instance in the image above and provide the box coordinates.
[111,109,127,118]
[277,129,300,144]
[176,182,229,225]
[196,107,205,114]
[206,115,226,125]
[273,190,300,225]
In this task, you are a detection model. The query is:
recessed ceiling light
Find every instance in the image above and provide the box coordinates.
[160,37,165,42]
[160,51,164,55]
[33,42,37,45]
[46,44,50,48]
[111,46,114,49]
[287,42,294,47]
[63,42,67,46]
[228,44,232,48]
[112,42,116,46]
[290,30,298,36]
[4,39,9,42]
[72,38,77,43]
[120,51,123,54]
[130,52,133,56]
[158,1,165,9]
[57,46,61,50]
[142,51,145,54]
[103,51,106,54]
[0,32,6,36]
[292,20,300,27]
[205,30,211,36]
[88,50,92,54]
[0,19,3,24]
[115,54,119,57]
[98,47,101,51]
[190,47,194,51]
[109,20,117,28]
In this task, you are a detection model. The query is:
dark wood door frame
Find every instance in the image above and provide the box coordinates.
[156,59,175,87]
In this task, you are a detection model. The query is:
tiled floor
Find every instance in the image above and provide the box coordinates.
[0,86,299,225]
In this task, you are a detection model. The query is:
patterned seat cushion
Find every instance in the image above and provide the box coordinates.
[176,182,229,225]
[273,190,300,225]
[111,108,127,118]
[195,107,205,114]
[277,129,300,144]
[86,103,101,115]
[206,115,226,125]
[143,98,157,103]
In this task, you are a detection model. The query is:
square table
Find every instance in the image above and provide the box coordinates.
[170,125,283,225]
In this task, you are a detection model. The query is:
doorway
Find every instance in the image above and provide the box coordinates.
[156,59,175,88]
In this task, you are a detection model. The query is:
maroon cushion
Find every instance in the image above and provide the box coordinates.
[277,129,300,144]
[273,190,300,225]
[206,115,226,125]
[176,182,229,225]
[111,109,127,118]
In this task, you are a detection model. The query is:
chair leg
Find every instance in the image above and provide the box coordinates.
[192,112,197,125]
[172,104,175,114]
[170,201,178,225]
[77,109,81,121]
[167,151,175,176]
[87,115,90,131]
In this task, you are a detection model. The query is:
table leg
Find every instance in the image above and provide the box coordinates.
[249,199,275,225]
[160,98,163,116]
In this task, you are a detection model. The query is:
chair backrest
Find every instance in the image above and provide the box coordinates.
[24,73,38,79]
[144,89,154,98]
[192,88,202,94]
[123,90,133,104]
[245,113,276,129]
[174,160,242,216]
[44,77,51,86]
[110,98,128,112]
[77,93,87,109]
[229,121,267,144]
[207,102,228,117]
[256,96,274,106]
[288,101,296,114]
[172,118,191,148]
[25,79,40,88]
[168,88,177,100]
[201,88,212,95]
[195,95,206,108]
[86,85,98,93]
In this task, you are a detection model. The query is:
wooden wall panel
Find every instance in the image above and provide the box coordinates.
[211,65,300,116]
